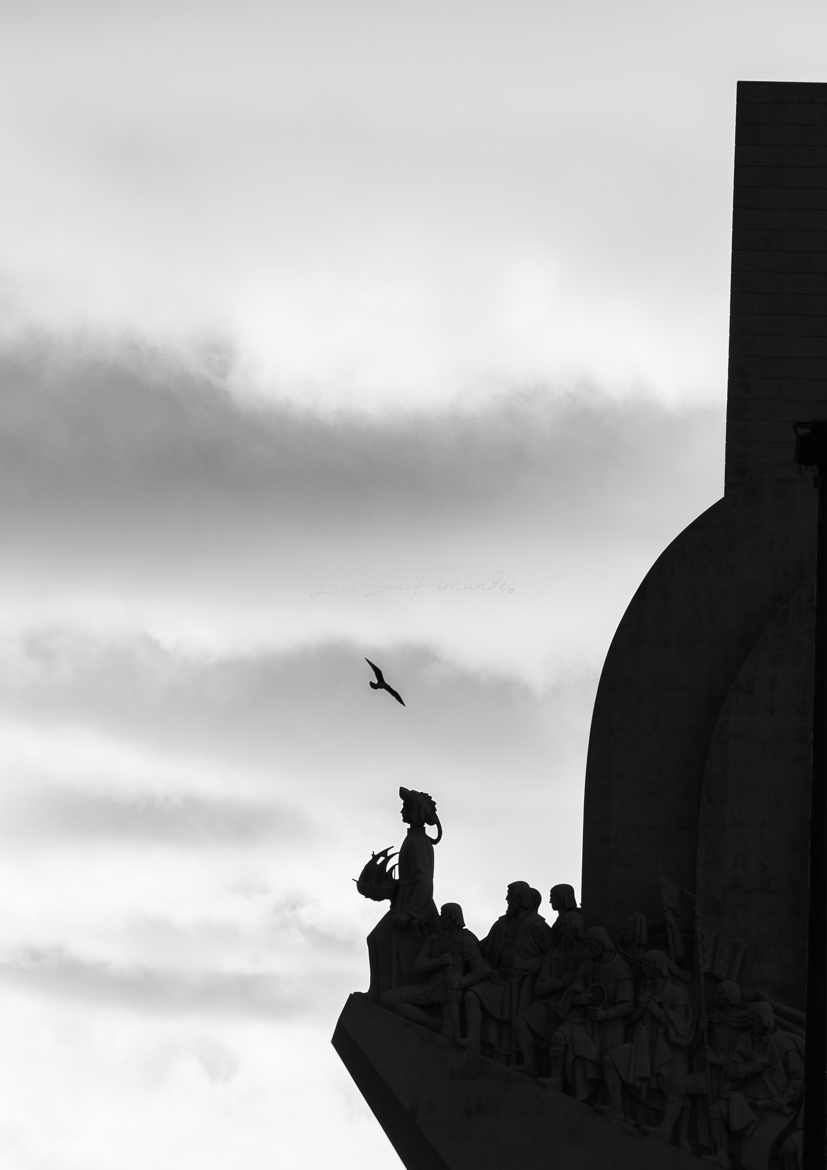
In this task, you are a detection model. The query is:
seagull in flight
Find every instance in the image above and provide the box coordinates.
[365,658,405,706]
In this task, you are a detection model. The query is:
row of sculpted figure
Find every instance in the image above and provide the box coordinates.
[356,791,805,1170]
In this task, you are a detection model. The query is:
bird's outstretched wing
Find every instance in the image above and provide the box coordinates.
[386,685,405,707]
[365,657,384,684]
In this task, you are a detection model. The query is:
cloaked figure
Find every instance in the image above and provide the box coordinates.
[549,924,634,1110]
[739,1002,803,1113]
[703,979,760,1169]
[463,881,551,1063]
[611,948,693,1144]
[358,787,441,1000]
[776,1099,803,1170]
[381,902,489,1042]
[729,1000,804,1170]
[515,883,585,1075]
[546,883,583,948]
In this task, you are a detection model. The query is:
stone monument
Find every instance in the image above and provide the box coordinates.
[333,81,822,1170]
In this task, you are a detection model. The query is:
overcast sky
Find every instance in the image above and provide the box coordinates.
[1,2,821,1168]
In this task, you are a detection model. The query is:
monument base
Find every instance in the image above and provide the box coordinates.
[332,993,705,1170]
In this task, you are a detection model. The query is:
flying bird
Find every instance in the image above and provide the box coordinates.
[365,658,406,706]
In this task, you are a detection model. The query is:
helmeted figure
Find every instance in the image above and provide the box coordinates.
[360,787,441,1000]
[546,884,583,947]
[381,902,489,1041]
[463,880,552,1062]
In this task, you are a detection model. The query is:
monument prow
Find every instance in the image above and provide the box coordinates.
[334,82,820,1170]
[334,993,704,1170]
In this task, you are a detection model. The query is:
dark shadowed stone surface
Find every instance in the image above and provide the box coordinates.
[696,581,813,1006]
[582,79,827,1012]
[582,483,814,1005]
[333,993,703,1170]
[727,81,827,491]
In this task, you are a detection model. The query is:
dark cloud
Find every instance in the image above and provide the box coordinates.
[1,630,592,791]
[5,784,312,847]
[0,333,722,541]
[0,944,355,1020]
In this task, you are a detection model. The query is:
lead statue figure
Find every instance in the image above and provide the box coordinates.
[357,787,441,1000]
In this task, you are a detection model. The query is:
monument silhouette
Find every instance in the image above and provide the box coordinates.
[333,81,825,1170]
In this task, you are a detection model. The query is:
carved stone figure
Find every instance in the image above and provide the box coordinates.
[380,903,489,1041]
[463,881,552,1062]
[549,924,634,1111]
[583,925,636,1118]
[611,948,693,1144]
[361,787,441,999]
[776,1099,803,1170]
[547,884,582,946]
[703,979,761,1168]
[547,970,599,1098]
[515,884,585,1074]
[393,787,441,924]
[352,835,811,1167]
[739,1001,803,1114]
[733,1000,804,1170]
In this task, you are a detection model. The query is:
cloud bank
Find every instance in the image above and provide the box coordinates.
[0,335,722,532]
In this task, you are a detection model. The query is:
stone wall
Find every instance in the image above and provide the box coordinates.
[582,81,826,1008]
[728,81,827,487]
